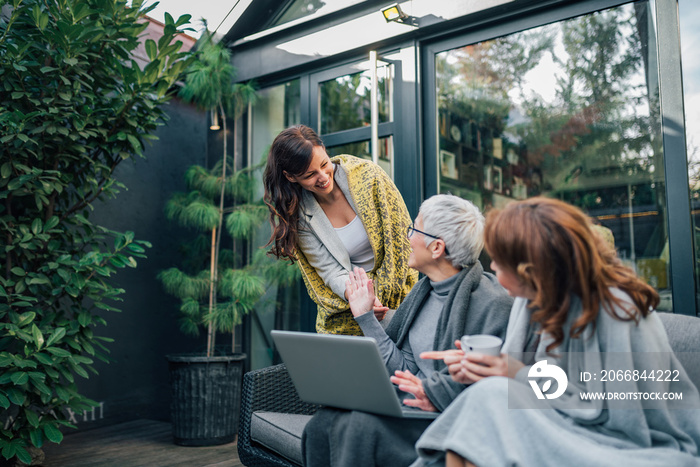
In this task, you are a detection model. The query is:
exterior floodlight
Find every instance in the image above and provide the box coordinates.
[209,109,220,131]
[382,4,408,23]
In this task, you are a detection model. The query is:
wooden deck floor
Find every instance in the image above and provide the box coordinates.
[41,419,244,467]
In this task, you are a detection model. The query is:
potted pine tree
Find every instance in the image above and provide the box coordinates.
[157,29,263,446]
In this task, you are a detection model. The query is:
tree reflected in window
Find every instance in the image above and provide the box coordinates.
[320,65,392,134]
[436,2,670,307]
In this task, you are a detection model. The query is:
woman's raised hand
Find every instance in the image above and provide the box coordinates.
[345,267,377,318]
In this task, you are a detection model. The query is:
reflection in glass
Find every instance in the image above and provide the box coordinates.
[680,0,700,302]
[249,80,302,370]
[271,0,364,28]
[327,136,393,177]
[436,2,670,307]
[252,80,301,181]
[319,65,392,134]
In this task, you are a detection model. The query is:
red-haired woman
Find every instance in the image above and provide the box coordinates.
[417,197,700,467]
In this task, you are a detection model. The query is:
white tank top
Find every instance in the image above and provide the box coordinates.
[334,216,375,272]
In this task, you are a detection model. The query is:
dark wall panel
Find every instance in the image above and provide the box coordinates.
[72,98,208,429]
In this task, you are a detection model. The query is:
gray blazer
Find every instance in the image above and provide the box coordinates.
[298,164,363,299]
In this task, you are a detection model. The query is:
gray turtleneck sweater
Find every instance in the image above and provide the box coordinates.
[355,272,460,379]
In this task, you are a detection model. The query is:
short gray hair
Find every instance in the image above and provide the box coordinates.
[419,194,485,268]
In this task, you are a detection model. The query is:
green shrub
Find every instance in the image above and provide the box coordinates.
[0,0,193,463]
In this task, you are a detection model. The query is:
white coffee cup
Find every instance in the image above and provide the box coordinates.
[460,334,503,357]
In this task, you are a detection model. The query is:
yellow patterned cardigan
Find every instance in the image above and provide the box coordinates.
[295,155,418,335]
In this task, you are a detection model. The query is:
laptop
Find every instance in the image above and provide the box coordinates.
[271,330,439,419]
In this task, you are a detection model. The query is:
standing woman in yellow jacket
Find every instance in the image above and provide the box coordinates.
[264,125,418,335]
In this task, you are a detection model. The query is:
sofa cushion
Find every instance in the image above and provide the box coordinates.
[250,411,312,466]
[657,312,700,390]
[658,312,700,353]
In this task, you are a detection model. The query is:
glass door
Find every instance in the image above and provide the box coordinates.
[310,52,401,179]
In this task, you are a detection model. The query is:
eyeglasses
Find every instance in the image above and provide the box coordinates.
[407,224,449,255]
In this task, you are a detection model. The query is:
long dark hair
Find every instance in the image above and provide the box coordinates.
[263,125,325,261]
[484,197,658,352]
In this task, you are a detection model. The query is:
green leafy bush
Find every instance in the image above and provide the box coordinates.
[0,0,193,463]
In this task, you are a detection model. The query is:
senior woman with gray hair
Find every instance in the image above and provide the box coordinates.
[302,194,513,467]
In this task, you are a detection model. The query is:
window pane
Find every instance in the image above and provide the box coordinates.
[680,0,700,306]
[327,136,393,177]
[319,65,392,134]
[436,2,670,307]
[249,80,302,370]
[251,80,300,168]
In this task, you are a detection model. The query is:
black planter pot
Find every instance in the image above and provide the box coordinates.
[167,353,247,446]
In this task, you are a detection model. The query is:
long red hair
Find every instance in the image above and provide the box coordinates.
[484,197,658,351]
